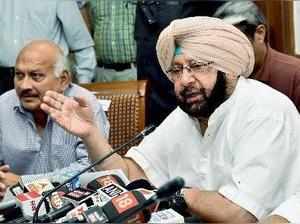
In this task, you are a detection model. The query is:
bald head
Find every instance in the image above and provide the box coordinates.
[14,40,70,113]
[16,40,66,77]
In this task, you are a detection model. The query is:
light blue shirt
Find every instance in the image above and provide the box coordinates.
[0,0,96,83]
[0,84,109,184]
[76,0,88,8]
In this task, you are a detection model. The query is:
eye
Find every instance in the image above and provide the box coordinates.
[15,71,25,80]
[169,66,182,74]
[190,61,213,73]
[30,72,45,82]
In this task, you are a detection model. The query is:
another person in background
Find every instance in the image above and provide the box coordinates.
[214,1,300,112]
[41,17,300,222]
[90,0,137,82]
[76,0,93,33]
[0,40,109,192]
[135,0,226,126]
[0,0,96,92]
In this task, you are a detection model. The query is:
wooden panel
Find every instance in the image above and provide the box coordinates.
[81,80,149,154]
[255,0,294,55]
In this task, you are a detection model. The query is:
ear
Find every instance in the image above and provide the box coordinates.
[58,70,71,92]
[254,24,266,43]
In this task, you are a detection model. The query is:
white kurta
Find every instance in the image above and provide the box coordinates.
[271,192,300,222]
[126,77,300,219]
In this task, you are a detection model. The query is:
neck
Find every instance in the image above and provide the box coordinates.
[197,117,208,136]
[32,110,48,135]
[225,73,238,96]
[254,43,268,75]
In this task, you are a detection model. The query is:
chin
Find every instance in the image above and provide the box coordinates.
[21,102,41,112]
[179,102,204,116]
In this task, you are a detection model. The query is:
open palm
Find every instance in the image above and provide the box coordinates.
[41,91,96,139]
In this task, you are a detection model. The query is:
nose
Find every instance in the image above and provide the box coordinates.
[180,68,195,86]
[18,76,33,90]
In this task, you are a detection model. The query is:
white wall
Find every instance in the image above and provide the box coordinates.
[294,2,300,55]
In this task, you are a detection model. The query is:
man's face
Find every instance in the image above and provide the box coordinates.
[170,54,227,118]
[14,50,65,112]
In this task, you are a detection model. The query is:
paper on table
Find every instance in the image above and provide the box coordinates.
[98,99,111,112]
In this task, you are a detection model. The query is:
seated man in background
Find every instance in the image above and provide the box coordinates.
[41,17,300,222]
[0,40,109,195]
[214,1,300,112]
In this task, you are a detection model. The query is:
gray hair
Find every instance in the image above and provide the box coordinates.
[53,51,68,78]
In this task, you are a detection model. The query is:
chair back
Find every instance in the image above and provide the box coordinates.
[81,80,148,155]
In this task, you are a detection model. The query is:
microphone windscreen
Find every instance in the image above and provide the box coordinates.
[83,206,109,224]
[63,188,95,206]
[126,179,156,191]
[96,183,128,207]
[156,177,185,199]
[102,190,151,223]
[87,174,126,191]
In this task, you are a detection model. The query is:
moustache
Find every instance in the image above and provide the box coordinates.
[180,88,204,98]
[20,90,39,98]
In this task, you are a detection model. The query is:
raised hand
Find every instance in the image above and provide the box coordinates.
[0,165,10,201]
[41,90,98,139]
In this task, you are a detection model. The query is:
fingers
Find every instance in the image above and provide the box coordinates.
[73,96,89,107]
[0,182,7,200]
[0,165,10,172]
[0,171,6,195]
[42,91,65,110]
[44,90,66,103]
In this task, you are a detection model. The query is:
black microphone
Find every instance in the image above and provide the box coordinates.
[155,177,185,200]
[113,177,185,223]
[32,125,156,223]
[82,205,109,224]
[102,190,151,223]
[38,187,96,222]
[38,202,74,223]
[87,174,126,190]
[126,178,156,191]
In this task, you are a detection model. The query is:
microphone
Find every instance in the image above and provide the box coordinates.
[37,188,92,222]
[32,125,156,223]
[113,177,185,223]
[82,205,109,224]
[59,183,128,223]
[38,202,74,223]
[101,190,151,223]
[15,191,47,218]
[140,125,156,137]
[87,174,126,190]
[126,179,156,191]
[155,177,185,200]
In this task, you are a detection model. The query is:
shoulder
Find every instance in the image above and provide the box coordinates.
[159,107,198,131]
[0,90,18,109]
[270,48,300,72]
[234,78,297,118]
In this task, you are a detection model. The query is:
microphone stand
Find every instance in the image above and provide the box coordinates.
[32,125,155,223]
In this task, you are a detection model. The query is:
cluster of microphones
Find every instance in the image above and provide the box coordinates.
[0,126,188,223]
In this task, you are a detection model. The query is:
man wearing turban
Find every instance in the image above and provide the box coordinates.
[40,17,300,222]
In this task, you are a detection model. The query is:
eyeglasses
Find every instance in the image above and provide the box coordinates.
[167,61,214,81]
